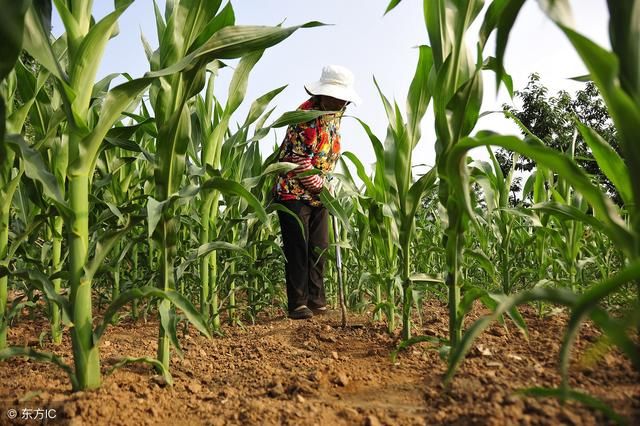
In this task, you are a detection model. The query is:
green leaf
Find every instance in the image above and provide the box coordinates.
[607,1,640,103]
[226,51,263,114]
[0,0,30,82]
[266,202,305,236]
[80,77,153,175]
[384,0,403,15]
[447,134,634,256]
[445,287,577,383]
[145,22,325,79]
[390,335,444,363]
[147,196,166,239]
[319,188,352,234]
[575,121,632,206]
[94,286,211,342]
[159,300,183,358]
[342,151,376,195]
[554,25,640,214]
[483,56,514,98]
[492,0,526,93]
[6,269,72,325]
[268,109,337,129]
[0,346,78,390]
[69,1,134,115]
[106,356,174,386]
[406,45,433,147]
[530,201,608,235]
[84,221,134,281]
[486,292,528,337]
[201,177,268,223]
[464,248,496,278]
[195,241,249,258]
[22,4,66,82]
[244,85,287,126]
[6,135,70,216]
[189,1,235,54]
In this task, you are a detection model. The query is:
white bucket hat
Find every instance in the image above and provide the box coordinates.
[305,65,362,105]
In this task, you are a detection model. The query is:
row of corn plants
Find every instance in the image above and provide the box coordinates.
[0,0,325,390]
[0,3,637,422]
[383,0,638,419]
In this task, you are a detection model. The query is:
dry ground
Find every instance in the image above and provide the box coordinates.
[0,299,638,425]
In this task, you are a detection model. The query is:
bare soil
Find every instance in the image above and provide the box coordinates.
[0,300,638,425]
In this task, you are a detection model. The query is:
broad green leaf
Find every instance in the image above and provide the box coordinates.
[483,56,514,98]
[201,177,268,223]
[106,356,173,386]
[94,286,211,342]
[6,135,69,215]
[555,25,640,215]
[0,0,30,82]
[80,77,153,176]
[575,115,631,209]
[465,248,496,278]
[447,134,634,256]
[445,287,578,383]
[479,0,510,49]
[268,109,338,129]
[0,346,78,390]
[22,3,68,83]
[406,45,433,147]
[531,201,608,235]
[5,269,71,324]
[147,196,166,238]
[607,1,640,103]
[342,151,376,195]
[84,222,134,280]
[493,0,526,92]
[159,300,183,358]
[189,1,234,54]
[145,23,325,79]
[196,241,249,258]
[244,85,287,126]
[319,187,352,234]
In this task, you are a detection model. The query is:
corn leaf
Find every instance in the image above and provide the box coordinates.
[94,286,211,342]
[0,346,78,390]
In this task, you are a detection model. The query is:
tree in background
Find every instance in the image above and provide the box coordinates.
[497,73,621,205]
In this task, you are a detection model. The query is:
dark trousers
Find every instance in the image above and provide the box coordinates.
[277,200,328,312]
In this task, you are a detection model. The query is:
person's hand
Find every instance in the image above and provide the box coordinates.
[306,176,324,194]
[284,154,323,193]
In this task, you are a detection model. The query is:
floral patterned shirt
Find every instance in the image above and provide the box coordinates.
[273,98,342,207]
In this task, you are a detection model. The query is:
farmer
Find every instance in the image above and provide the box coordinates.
[273,65,361,320]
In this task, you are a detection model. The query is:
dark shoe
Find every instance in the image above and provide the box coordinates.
[288,305,313,320]
[309,305,328,315]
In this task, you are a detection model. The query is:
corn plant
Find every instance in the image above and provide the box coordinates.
[0,0,32,350]
[144,0,324,366]
[2,0,167,390]
[425,0,640,413]
[348,44,438,339]
[386,0,518,346]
